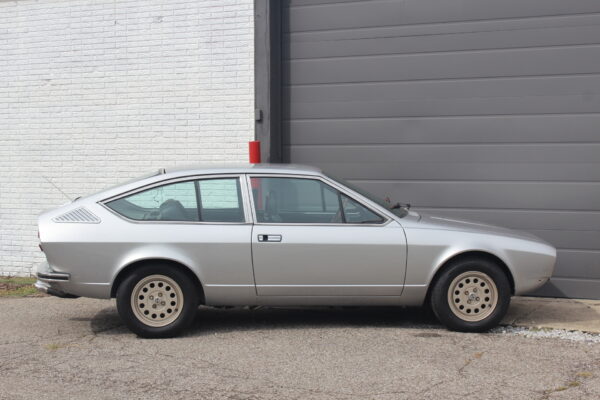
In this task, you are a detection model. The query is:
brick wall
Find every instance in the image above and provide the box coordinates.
[0,0,254,275]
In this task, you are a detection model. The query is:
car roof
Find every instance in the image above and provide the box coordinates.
[164,163,323,177]
[75,163,324,204]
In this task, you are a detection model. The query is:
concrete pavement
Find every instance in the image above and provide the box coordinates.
[504,296,600,334]
[1,296,599,400]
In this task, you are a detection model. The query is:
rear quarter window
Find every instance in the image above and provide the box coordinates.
[106,181,198,221]
[105,177,245,223]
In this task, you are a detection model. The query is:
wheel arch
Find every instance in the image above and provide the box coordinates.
[425,250,515,306]
[110,258,205,304]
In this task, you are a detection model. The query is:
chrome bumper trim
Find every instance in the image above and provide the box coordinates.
[35,280,78,298]
[35,280,50,293]
[36,272,70,281]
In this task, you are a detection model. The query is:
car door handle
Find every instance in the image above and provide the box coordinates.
[258,234,282,242]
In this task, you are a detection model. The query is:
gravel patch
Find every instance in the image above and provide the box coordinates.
[494,325,600,344]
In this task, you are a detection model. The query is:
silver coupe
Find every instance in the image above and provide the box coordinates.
[36,164,556,338]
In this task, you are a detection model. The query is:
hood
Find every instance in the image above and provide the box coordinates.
[405,212,545,243]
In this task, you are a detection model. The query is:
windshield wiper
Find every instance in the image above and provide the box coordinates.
[391,202,411,210]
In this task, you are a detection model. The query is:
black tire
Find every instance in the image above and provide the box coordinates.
[116,263,199,338]
[430,257,511,332]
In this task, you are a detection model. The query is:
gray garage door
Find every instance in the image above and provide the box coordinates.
[281,0,600,299]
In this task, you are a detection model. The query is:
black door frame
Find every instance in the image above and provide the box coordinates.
[254,0,283,163]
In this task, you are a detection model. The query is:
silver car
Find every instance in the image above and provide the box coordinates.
[36,164,556,338]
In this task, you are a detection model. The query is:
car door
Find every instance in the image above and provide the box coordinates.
[248,175,407,296]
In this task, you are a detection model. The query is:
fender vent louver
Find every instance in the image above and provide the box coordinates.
[53,207,100,224]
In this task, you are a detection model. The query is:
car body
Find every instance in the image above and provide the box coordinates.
[36,164,556,337]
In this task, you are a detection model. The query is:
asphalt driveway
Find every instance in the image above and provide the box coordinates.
[1,297,599,400]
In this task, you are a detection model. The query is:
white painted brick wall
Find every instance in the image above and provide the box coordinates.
[0,0,255,276]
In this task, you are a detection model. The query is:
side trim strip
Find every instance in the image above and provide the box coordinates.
[205,284,255,287]
[200,284,425,289]
[256,284,405,288]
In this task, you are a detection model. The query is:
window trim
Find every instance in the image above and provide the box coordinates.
[193,180,203,221]
[339,192,386,225]
[245,173,390,227]
[336,191,347,224]
[99,174,252,225]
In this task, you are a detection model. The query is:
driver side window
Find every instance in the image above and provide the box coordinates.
[250,177,384,224]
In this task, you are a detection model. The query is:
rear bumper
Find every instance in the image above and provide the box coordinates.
[35,262,79,298]
[35,261,109,298]
[34,279,79,298]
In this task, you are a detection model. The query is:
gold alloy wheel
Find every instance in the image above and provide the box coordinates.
[131,274,184,327]
[447,271,498,322]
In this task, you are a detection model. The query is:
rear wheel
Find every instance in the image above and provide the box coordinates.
[116,264,199,338]
[430,258,511,332]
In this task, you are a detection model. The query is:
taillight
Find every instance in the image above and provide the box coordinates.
[38,230,43,252]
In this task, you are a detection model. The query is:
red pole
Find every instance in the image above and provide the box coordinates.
[249,141,261,164]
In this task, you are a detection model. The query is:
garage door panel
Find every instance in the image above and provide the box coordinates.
[285,46,600,85]
[286,24,600,60]
[285,94,600,119]
[288,144,600,163]
[285,75,600,103]
[347,180,600,211]
[552,250,600,280]
[311,161,600,182]
[286,0,364,7]
[289,13,600,43]
[284,115,600,145]
[531,277,600,299]
[285,0,600,33]
[527,231,600,252]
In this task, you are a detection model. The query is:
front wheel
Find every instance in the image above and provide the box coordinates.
[430,258,511,332]
[116,264,199,338]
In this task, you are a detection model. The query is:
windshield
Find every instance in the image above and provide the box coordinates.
[325,173,408,218]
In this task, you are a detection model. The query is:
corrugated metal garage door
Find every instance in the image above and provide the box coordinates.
[281,0,600,298]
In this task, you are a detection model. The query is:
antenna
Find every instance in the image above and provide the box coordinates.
[43,176,72,201]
